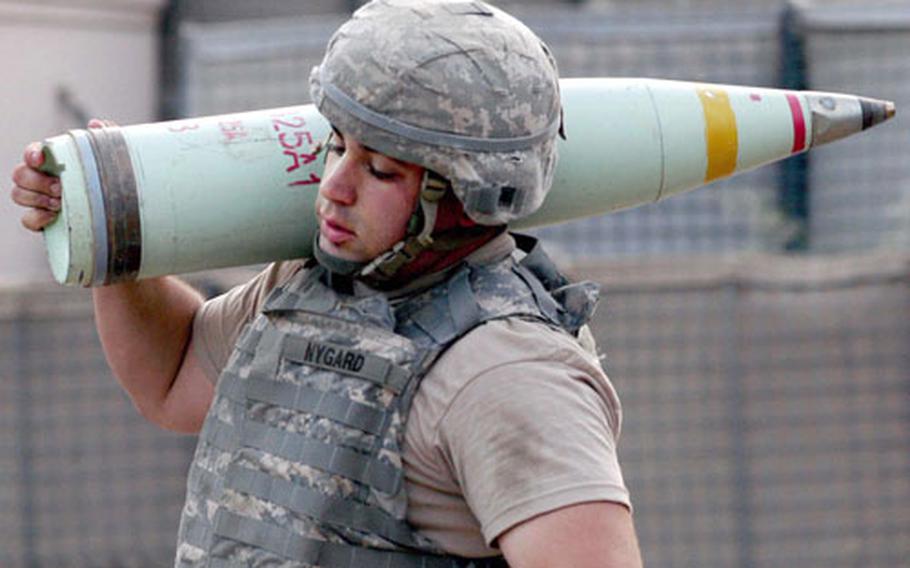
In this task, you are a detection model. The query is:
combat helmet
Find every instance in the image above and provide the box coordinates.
[310,0,564,279]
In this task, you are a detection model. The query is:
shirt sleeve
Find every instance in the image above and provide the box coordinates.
[436,351,630,546]
[191,261,303,383]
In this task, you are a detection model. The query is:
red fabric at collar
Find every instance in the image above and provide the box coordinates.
[389,190,501,286]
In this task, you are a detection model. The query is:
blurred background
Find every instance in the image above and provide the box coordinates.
[1,0,908,566]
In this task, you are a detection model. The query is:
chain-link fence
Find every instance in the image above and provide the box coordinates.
[795,4,910,252]
[3,253,908,567]
[0,286,196,567]
[4,0,909,566]
[584,252,910,567]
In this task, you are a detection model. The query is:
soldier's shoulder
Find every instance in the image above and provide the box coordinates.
[433,317,599,382]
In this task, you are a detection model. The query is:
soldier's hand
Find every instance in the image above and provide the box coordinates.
[10,141,60,232]
[10,119,107,232]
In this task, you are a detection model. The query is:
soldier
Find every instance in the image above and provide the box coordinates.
[10,0,641,566]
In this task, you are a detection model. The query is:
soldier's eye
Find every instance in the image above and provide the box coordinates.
[368,164,396,181]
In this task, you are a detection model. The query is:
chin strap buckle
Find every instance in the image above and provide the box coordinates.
[360,171,450,281]
[360,226,436,280]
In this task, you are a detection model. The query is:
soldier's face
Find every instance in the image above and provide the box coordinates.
[315,128,424,262]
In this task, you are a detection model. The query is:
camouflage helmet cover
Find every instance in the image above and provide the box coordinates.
[310,0,563,225]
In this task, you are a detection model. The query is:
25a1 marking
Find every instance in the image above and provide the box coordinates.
[272,114,321,188]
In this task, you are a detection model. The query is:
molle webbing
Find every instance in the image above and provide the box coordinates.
[213,510,507,568]
[180,504,213,550]
[201,417,401,494]
[221,465,424,549]
[220,370,388,435]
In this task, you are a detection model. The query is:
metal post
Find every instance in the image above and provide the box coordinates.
[778,3,811,251]
[726,282,755,568]
[13,309,38,568]
[158,0,185,120]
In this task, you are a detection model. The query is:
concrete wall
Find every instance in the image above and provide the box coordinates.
[0,0,167,285]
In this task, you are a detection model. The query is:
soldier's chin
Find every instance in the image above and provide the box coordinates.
[317,234,365,262]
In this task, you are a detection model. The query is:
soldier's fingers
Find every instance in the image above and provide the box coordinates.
[11,185,61,211]
[10,162,60,197]
[22,142,45,168]
[20,209,58,232]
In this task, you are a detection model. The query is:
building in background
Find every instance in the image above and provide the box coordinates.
[0,0,167,285]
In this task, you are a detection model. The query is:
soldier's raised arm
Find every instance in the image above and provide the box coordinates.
[9,121,214,433]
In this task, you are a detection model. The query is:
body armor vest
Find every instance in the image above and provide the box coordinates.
[175,235,598,568]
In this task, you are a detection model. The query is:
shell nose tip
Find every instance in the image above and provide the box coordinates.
[885,101,896,120]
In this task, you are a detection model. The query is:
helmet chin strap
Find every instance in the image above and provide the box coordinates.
[359,170,448,281]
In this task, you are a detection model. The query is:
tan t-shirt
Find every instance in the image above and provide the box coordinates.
[190,238,630,557]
